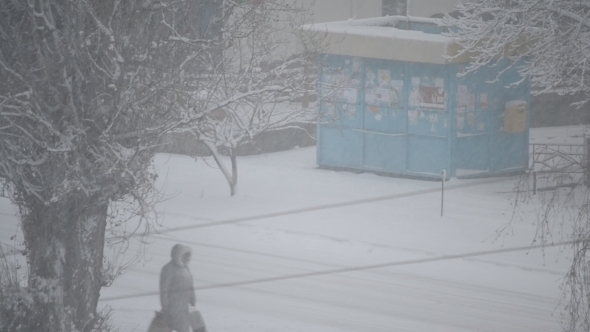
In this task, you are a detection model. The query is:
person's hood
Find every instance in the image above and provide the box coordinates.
[170,244,191,267]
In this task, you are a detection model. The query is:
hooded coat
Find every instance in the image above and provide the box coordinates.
[160,244,196,332]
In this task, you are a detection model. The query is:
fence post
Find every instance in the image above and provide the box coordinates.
[441,170,446,217]
[533,170,537,195]
[586,138,590,187]
[530,144,535,171]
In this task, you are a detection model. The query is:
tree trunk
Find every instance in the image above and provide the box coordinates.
[203,141,238,196]
[230,148,238,196]
[585,138,590,187]
[20,193,108,332]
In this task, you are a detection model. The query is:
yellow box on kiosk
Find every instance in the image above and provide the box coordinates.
[503,100,527,133]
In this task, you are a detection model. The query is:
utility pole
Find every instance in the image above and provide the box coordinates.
[441,170,446,217]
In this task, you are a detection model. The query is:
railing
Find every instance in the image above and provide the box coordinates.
[529,143,586,194]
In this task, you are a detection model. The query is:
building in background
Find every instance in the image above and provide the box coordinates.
[304,0,382,22]
[382,0,406,16]
[407,0,458,17]
[383,0,460,17]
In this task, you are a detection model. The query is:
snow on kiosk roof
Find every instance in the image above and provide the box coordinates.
[302,15,468,64]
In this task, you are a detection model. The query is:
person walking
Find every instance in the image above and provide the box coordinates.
[159,244,197,332]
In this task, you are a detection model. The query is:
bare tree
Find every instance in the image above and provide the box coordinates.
[0,0,225,331]
[0,0,327,329]
[166,0,323,196]
[442,2,590,331]
[442,1,590,105]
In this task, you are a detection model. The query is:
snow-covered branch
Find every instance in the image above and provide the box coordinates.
[443,0,590,104]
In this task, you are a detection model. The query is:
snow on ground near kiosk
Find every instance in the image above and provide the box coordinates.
[1,126,588,332]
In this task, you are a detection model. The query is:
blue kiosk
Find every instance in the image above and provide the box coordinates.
[307,16,530,180]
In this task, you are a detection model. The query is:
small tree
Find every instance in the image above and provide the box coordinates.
[442,2,590,331]
[167,0,323,196]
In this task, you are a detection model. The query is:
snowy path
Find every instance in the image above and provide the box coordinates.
[101,219,563,332]
[0,129,576,331]
[97,148,567,332]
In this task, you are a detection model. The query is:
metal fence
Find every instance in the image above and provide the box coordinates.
[529,142,586,194]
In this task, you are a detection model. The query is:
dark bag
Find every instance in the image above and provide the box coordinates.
[190,310,207,332]
[147,311,172,332]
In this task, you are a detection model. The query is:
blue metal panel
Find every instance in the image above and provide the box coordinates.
[364,59,406,107]
[450,61,531,177]
[406,63,451,175]
[490,60,530,173]
[363,107,407,133]
[320,54,362,106]
[407,64,448,113]
[491,132,527,171]
[319,54,363,129]
[363,59,406,133]
[407,136,449,177]
[363,133,406,172]
[455,135,489,170]
[453,64,498,175]
[407,110,450,136]
[480,63,506,174]
[360,59,407,174]
[501,59,529,100]
[320,101,363,129]
[318,54,364,169]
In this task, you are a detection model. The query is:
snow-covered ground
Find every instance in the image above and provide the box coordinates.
[2,126,587,332]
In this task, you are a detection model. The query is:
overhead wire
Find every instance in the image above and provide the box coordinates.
[98,240,573,302]
[2,176,510,258]
[109,176,511,238]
